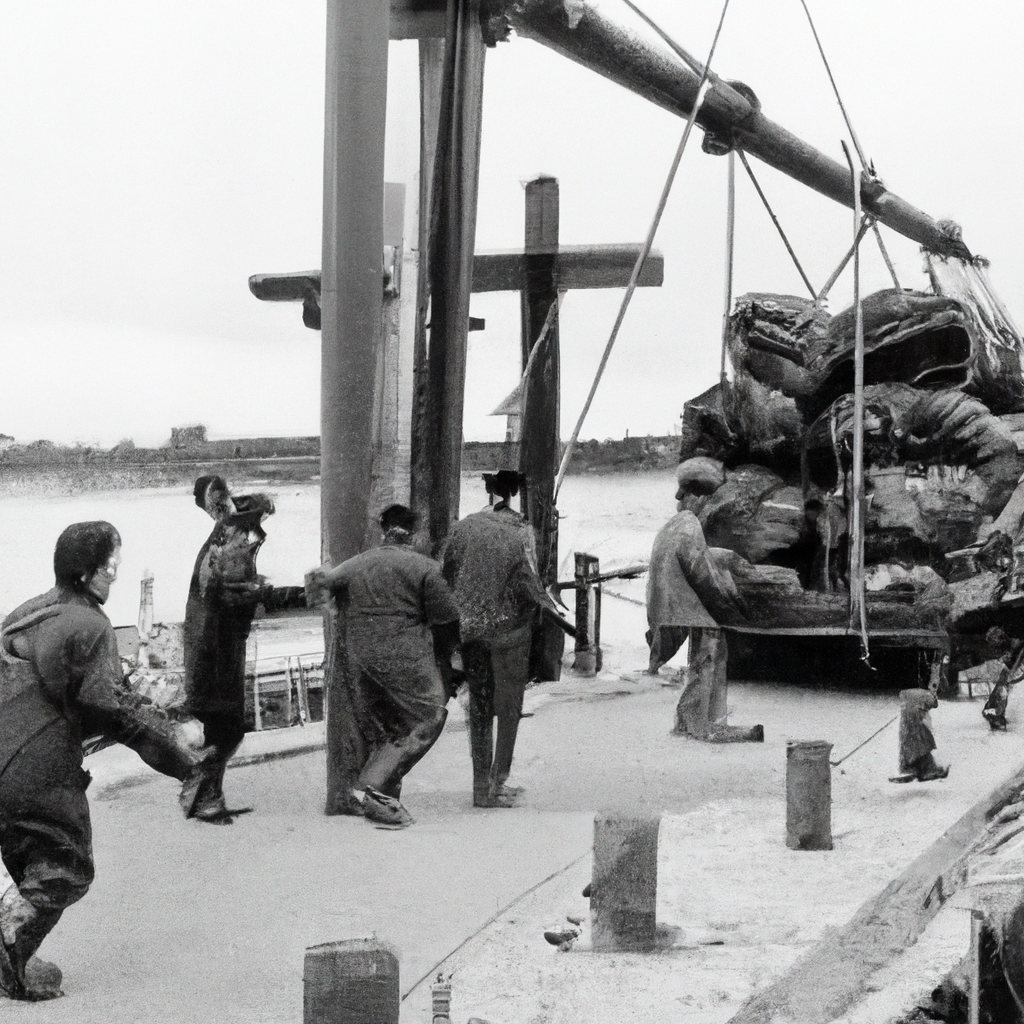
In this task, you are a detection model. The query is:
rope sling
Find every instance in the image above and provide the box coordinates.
[553,0,733,500]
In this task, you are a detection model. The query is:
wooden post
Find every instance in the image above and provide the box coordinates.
[410,37,445,517]
[252,671,262,732]
[284,657,294,727]
[590,812,660,952]
[304,938,399,1024]
[573,552,602,675]
[519,176,561,584]
[414,1,487,553]
[322,0,389,814]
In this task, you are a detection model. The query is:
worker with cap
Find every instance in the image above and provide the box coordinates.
[442,471,558,807]
[183,475,275,824]
[647,493,764,743]
[307,504,460,828]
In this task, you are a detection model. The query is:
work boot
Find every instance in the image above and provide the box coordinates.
[915,753,950,782]
[706,724,764,743]
[0,886,63,1001]
[187,760,252,824]
[362,788,414,828]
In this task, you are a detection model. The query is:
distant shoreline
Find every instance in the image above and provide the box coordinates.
[0,436,681,495]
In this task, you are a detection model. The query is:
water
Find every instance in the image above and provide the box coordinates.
[0,471,677,626]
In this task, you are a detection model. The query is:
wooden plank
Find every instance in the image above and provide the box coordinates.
[472,244,665,292]
[727,759,1024,1024]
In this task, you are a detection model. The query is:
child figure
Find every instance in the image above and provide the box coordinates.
[890,687,949,783]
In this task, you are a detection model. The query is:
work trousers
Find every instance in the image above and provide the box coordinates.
[462,623,532,797]
[674,627,728,739]
[0,719,93,918]
[353,666,448,798]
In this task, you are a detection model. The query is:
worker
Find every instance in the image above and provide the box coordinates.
[442,472,558,807]
[308,504,460,828]
[890,686,949,783]
[183,476,275,824]
[0,522,212,1001]
[646,508,763,742]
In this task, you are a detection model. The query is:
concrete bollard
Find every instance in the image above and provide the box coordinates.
[786,741,833,851]
[590,812,660,951]
[573,552,602,675]
[303,938,399,1024]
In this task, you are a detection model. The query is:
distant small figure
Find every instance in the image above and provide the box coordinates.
[442,471,558,807]
[308,505,460,828]
[890,687,949,783]
[183,475,275,824]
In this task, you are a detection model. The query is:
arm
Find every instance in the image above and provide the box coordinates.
[61,624,206,781]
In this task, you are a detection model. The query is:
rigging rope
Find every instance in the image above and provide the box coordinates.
[720,148,735,382]
[554,0,734,500]
[816,217,871,305]
[618,0,705,76]
[737,151,816,300]
[842,140,869,660]
[798,0,901,290]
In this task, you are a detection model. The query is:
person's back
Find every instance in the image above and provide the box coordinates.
[443,511,545,640]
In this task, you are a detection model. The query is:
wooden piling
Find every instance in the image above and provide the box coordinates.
[304,938,400,1024]
[590,812,660,952]
[321,0,389,813]
[573,552,602,675]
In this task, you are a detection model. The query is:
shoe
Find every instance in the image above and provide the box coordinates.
[362,789,414,827]
[543,927,579,947]
[917,765,950,783]
[706,724,764,743]
[0,888,62,1001]
[582,883,592,899]
[983,709,1008,731]
[889,773,916,784]
[21,958,63,1001]
[473,791,518,809]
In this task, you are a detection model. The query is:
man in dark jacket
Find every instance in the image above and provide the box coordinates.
[0,522,210,1001]
[183,476,275,824]
[309,505,460,828]
[442,472,556,808]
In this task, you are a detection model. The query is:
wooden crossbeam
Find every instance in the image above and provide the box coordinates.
[473,244,664,293]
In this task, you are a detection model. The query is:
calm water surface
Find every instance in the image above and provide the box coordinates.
[0,471,677,626]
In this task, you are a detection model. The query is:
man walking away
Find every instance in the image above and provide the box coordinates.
[443,474,557,808]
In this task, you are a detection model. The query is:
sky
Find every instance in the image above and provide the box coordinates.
[1,1,1022,448]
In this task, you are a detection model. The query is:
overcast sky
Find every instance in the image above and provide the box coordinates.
[1,0,1022,447]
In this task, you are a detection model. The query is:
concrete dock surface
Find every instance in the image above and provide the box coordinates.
[9,592,1024,1024]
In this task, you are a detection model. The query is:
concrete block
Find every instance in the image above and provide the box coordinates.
[590,812,660,951]
[304,938,399,1024]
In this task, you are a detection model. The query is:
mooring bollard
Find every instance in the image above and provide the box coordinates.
[590,812,660,951]
[303,938,399,1024]
[573,552,602,675]
[786,741,833,851]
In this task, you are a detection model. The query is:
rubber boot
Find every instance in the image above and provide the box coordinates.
[189,759,233,824]
[0,886,63,1001]
[469,707,496,807]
